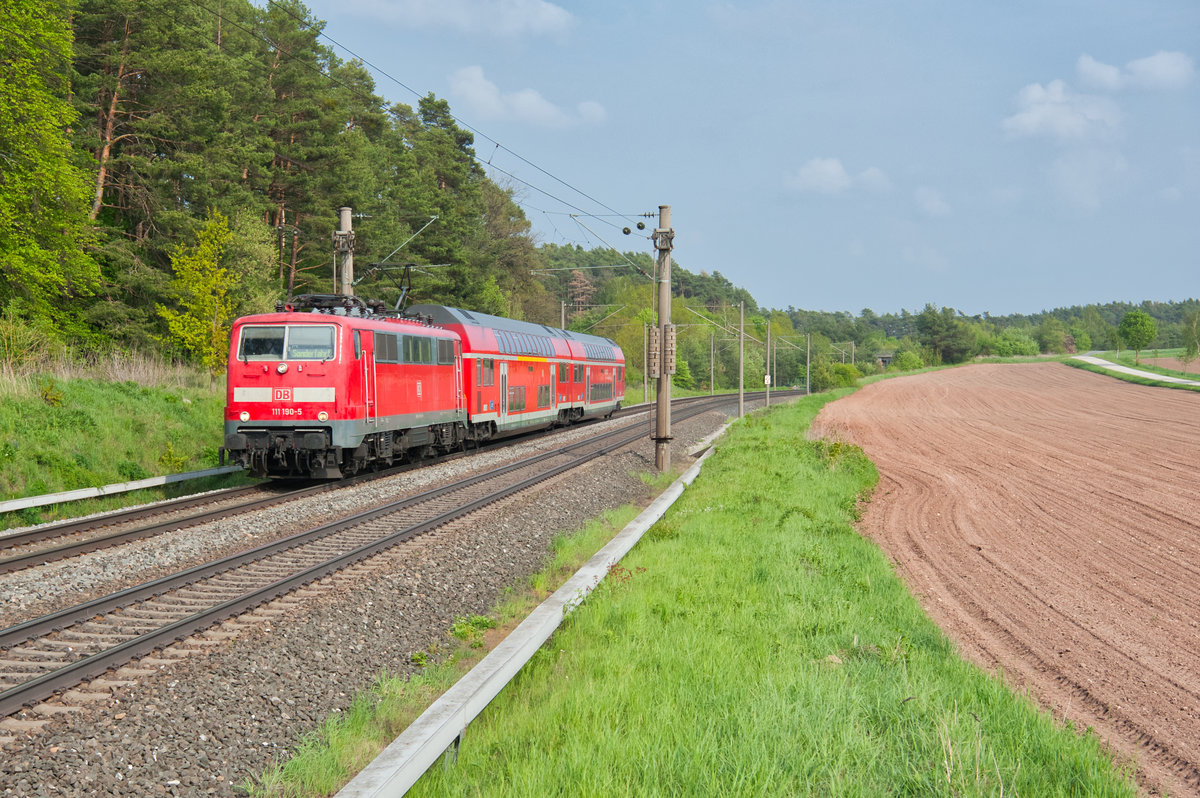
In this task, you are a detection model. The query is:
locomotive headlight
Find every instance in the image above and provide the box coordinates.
[239,411,250,422]
[276,362,288,374]
[317,411,329,422]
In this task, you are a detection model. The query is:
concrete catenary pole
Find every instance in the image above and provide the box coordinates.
[738,301,745,418]
[806,333,811,395]
[336,206,355,297]
[700,333,710,398]
[766,322,771,407]
[653,205,674,472]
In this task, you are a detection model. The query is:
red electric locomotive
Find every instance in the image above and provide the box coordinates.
[222,295,625,478]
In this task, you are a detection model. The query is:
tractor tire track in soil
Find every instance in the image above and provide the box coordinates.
[813,363,1200,796]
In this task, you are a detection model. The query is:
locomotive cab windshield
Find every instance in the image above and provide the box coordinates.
[238,325,336,362]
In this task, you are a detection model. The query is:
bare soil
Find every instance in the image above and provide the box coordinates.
[1143,356,1200,376]
[813,363,1200,796]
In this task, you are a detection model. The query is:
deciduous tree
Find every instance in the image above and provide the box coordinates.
[0,0,99,324]
[1117,309,1157,364]
[1179,310,1199,374]
[158,210,236,380]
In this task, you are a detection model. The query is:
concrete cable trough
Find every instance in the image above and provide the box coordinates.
[336,425,728,797]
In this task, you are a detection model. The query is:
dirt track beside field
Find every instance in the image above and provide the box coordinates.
[813,363,1200,796]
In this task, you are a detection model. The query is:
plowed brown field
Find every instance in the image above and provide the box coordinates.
[813,363,1200,796]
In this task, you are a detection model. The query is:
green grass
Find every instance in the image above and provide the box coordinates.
[241,504,648,797]
[248,390,1137,797]
[407,392,1135,797]
[0,372,250,529]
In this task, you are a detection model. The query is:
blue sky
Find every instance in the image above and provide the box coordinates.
[297,0,1199,316]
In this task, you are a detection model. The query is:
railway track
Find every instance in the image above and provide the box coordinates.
[0,393,757,719]
[0,393,753,575]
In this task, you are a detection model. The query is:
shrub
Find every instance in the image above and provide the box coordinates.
[890,350,924,371]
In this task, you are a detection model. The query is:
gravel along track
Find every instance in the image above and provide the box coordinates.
[813,363,1200,797]
[0,404,741,797]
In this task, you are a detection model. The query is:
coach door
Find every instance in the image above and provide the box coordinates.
[357,330,377,425]
[499,361,509,420]
[455,342,463,413]
[585,366,592,406]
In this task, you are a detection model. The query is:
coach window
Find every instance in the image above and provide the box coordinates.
[508,385,526,411]
[558,362,568,382]
[353,330,362,360]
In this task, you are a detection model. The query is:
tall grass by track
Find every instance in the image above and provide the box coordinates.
[253,390,1137,797]
[0,354,247,530]
[408,391,1135,796]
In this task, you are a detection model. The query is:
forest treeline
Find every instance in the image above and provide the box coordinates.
[4,0,1198,393]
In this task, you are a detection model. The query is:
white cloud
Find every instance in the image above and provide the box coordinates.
[448,66,604,128]
[1002,79,1121,142]
[341,0,574,37]
[788,157,852,193]
[1077,55,1122,91]
[914,186,951,217]
[1048,148,1128,210]
[786,158,891,194]
[1126,51,1195,90]
[1077,51,1195,91]
[577,101,607,124]
[857,166,893,193]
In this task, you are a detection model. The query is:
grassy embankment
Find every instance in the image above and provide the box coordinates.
[250,390,1137,797]
[0,354,246,530]
[1065,347,1200,391]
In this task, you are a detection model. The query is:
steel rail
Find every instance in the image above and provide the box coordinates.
[0,396,656,569]
[0,484,267,551]
[0,386,777,568]
[0,397,742,717]
[0,393,736,574]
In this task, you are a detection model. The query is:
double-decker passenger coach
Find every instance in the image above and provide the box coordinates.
[407,304,624,441]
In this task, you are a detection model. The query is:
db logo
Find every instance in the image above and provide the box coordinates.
[273,388,293,401]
